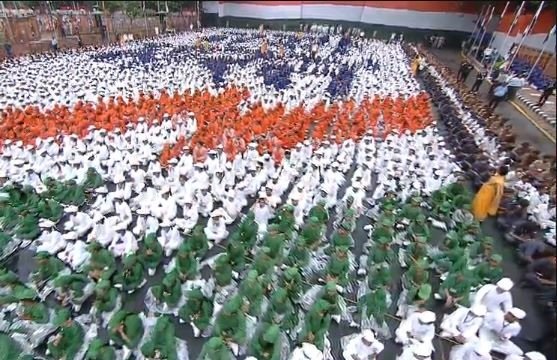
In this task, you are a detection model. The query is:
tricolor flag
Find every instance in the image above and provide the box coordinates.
[507,1,526,35]
[521,1,545,37]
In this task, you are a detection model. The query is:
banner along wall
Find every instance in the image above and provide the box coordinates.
[203,1,480,32]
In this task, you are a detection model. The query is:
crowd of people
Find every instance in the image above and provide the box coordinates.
[0,26,554,360]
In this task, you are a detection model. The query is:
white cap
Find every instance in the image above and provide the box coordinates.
[301,343,322,359]
[211,208,227,218]
[525,352,547,360]
[496,277,514,291]
[470,304,487,317]
[474,341,492,356]
[362,329,375,342]
[509,307,526,319]
[412,342,433,356]
[419,311,436,324]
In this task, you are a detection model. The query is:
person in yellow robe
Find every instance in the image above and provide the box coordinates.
[411,55,421,76]
[472,166,509,222]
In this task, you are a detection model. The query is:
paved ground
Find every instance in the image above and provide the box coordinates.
[431,49,556,153]
[465,52,557,136]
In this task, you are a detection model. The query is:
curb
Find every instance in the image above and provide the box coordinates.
[459,52,557,143]
[516,94,556,127]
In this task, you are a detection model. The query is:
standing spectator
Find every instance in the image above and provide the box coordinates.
[489,82,508,110]
[457,60,472,83]
[77,35,83,48]
[3,42,13,58]
[537,82,556,107]
[51,35,58,52]
[471,71,486,92]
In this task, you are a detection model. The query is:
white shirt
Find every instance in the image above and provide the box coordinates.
[343,336,384,359]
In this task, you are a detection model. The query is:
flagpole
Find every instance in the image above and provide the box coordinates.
[508,1,545,71]
[489,1,525,75]
[527,25,556,79]
[467,4,488,55]
[486,1,510,51]
[473,5,495,58]
[527,40,549,79]
[468,5,491,56]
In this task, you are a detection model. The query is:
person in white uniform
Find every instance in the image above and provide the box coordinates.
[397,341,433,360]
[440,304,487,343]
[395,310,436,346]
[342,329,384,360]
[472,278,514,315]
[289,342,324,360]
[506,351,547,360]
[479,307,526,358]
[450,341,493,360]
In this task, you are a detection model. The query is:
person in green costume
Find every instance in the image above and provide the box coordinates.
[280,266,303,301]
[138,233,163,276]
[319,281,341,318]
[83,168,103,190]
[140,315,178,360]
[253,247,276,276]
[299,217,324,250]
[473,253,503,284]
[325,246,350,286]
[407,215,430,239]
[358,286,389,330]
[263,287,298,333]
[367,263,392,290]
[399,197,423,222]
[469,235,495,260]
[371,218,394,243]
[85,339,116,360]
[113,254,145,292]
[299,299,332,351]
[151,270,182,308]
[187,225,210,259]
[238,270,265,316]
[0,333,28,360]
[15,214,40,240]
[85,242,117,281]
[262,225,286,260]
[226,239,246,273]
[433,245,467,274]
[93,279,118,313]
[37,198,63,223]
[338,207,357,232]
[0,270,37,305]
[108,310,144,350]
[367,235,395,265]
[308,201,329,224]
[179,288,214,337]
[250,323,282,360]
[438,270,472,308]
[31,251,65,285]
[329,222,354,251]
[19,299,49,323]
[274,204,295,238]
[214,254,233,287]
[213,295,247,349]
[402,259,429,295]
[53,273,89,307]
[406,283,432,308]
[175,242,199,281]
[47,309,84,360]
[197,336,234,360]
[234,212,258,249]
[286,238,310,268]
[336,196,355,221]
[404,235,428,266]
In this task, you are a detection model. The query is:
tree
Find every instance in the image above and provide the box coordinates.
[124,1,141,24]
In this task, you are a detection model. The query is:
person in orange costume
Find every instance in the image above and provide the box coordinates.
[472,165,509,222]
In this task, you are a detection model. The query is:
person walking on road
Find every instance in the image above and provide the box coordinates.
[489,83,509,110]
[472,72,486,92]
[537,82,555,107]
